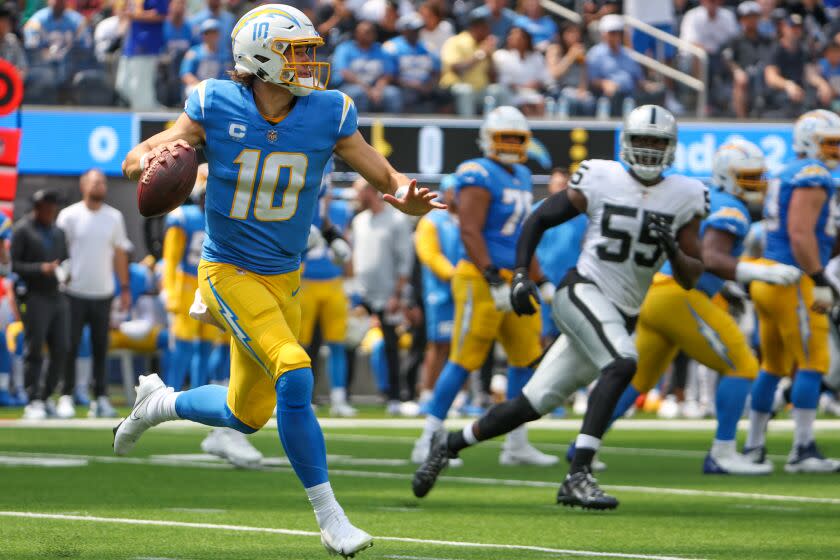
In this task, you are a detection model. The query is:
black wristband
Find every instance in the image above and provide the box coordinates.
[811,270,829,286]
[321,224,343,244]
[483,265,502,285]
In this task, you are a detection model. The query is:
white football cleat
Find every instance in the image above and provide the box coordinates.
[89,395,118,418]
[55,395,75,419]
[330,401,358,417]
[22,400,47,420]
[319,508,373,558]
[500,442,559,466]
[657,395,680,419]
[201,427,263,469]
[113,374,173,456]
[703,448,772,475]
[784,442,840,473]
[819,393,840,417]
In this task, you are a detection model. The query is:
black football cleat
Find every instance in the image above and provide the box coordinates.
[556,468,619,510]
[412,430,454,498]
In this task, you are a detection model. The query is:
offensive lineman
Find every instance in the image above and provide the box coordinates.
[413,105,707,509]
[115,5,442,557]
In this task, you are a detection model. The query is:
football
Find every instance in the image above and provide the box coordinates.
[137,145,198,218]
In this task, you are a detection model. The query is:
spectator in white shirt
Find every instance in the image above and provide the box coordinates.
[57,169,132,419]
[492,26,548,115]
[418,1,454,55]
[680,0,739,55]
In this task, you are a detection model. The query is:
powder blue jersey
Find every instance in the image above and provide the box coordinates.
[536,211,587,285]
[420,209,463,305]
[184,79,358,275]
[165,204,206,278]
[453,158,533,270]
[303,198,354,280]
[662,187,750,297]
[764,158,836,268]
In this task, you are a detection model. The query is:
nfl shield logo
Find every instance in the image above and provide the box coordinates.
[267,130,278,143]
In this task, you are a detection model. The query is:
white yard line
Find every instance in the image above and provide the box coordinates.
[2,417,840,432]
[0,511,705,560]
[2,451,839,505]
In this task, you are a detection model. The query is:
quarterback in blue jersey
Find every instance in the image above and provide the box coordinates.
[745,110,840,474]
[413,175,462,416]
[600,140,800,475]
[115,5,442,557]
[413,107,558,469]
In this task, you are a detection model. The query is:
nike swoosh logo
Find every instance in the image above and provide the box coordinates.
[291,286,301,297]
[129,391,155,421]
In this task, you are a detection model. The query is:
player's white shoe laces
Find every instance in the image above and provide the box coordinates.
[201,428,263,469]
[113,374,173,456]
[319,506,373,558]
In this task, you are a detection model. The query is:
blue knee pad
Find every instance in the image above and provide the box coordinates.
[276,367,314,408]
[791,370,823,410]
[751,370,781,413]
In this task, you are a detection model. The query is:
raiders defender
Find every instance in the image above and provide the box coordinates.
[412,105,707,509]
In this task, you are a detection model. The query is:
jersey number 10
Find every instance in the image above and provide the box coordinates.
[231,149,309,221]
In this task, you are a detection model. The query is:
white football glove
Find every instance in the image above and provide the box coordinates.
[188,289,225,330]
[307,224,326,253]
[813,285,835,309]
[735,261,801,286]
[489,283,512,312]
[329,237,352,265]
[538,280,556,304]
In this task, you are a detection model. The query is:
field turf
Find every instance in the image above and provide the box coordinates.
[0,416,839,560]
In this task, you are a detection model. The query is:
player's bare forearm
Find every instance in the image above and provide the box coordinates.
[701,228,738,281]
[789,187,827,275]
[335,131,402,195]
[123,113,205,181]
[791,230,823,275]
[671,216,704,290]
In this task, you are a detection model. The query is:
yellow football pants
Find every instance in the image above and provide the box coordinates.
[750,259,829,376]
[170,275,219,342]
[449,261,542,371]
[298,277,348,346]
[634,275,758,393]
[198,260,310,430]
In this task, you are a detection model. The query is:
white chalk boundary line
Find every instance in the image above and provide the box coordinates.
[0,511,705,560]
[3,417,840,432]
[3,451,840,506]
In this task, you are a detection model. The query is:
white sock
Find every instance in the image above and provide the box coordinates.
[792,407,817,449]
[419,389,433,404]
[746,410,770,449]
[306,482,341,527]
[505,425,527,449]
[75,357,91,394]
[330,388,347,405]
[711,439,736,456]
[575,433,601,452]
[0,372,9,391]
[462,423,478,445]
[156,391,181,422]
[421,415,443,441]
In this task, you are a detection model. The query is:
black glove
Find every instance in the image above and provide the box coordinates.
[482,265,504,287]
[510,267,540,315]
[648,214,677,258]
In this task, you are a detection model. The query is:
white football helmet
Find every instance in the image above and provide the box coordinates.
[619,105,677,181]
[792,109,840,167]
[231,4,329,96]
[478,106,531,165]
[712,139,767,205]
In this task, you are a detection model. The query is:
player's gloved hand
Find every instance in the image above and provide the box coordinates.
[483,265,512,312]
[307,224,326,253]
[321,224,352,265]
[510,267,540,315]
[735,261,801,286]
[648,214,677,258]
[811,270,836,314]
[538,278,556,304]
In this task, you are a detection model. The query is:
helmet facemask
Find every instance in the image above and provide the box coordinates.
[731,163,767,205]
[816,129,840,168]
[487,130,531,164]
[622,133,674,181]
[270,37,330,95]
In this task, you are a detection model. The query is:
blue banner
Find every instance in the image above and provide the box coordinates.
[615,122,794,178]
[0,110,134,175]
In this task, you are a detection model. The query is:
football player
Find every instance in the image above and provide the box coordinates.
[745,110,840,473]
[414,175,461,409]
[592,140,800,475]
[412,106,558,468]
[115,5,442,557]
[299,161,355,417]
[162,164,214,392]
[413,105,707,509]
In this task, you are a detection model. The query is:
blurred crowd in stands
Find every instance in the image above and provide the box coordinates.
[3,0,840,117]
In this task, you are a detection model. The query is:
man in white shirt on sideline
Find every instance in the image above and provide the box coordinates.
[680,0,739,55]
[57,168,132,418]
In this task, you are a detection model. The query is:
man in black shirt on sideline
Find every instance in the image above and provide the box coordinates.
[11,189,70,420]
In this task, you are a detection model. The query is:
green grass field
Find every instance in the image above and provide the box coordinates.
[1,416,839,560]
